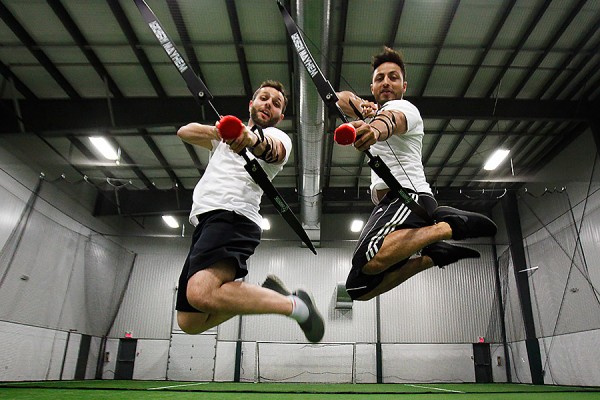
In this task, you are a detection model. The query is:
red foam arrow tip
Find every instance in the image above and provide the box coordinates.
[334,123,356,145]
[217,115,244,140]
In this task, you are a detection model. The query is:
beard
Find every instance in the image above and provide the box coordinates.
[250,106,278,128]
[375,90,400,106]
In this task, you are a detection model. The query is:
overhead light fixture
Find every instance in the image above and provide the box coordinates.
[484,149,510,171]
[261,218,271,230]
[162,215,179,229]
[350,219,364,233]
[89,136,119,160]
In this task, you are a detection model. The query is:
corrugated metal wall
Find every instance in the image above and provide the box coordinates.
[232,241,379,343]
[113,236,500,382]
[109,237,189,339]
[214,241,498,344]
[380,243,498,343]
[3,128,600,384]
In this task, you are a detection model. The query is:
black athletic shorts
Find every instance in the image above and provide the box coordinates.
[345,190,437,300]
[176,209,261,312]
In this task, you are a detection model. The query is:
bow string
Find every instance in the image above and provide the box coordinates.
[277,1,433,224]
[134,0,317,254]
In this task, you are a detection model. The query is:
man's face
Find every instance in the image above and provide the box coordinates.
[249,87,285,128]
[370,61,407,106]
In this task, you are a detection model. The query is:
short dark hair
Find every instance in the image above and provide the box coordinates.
[252,80,288,113]
[372,47,406,81]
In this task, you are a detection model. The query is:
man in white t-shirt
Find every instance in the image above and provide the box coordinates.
[336,48,497,301]
[176,81,324,342]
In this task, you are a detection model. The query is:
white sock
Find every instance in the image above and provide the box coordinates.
[288,295,309,323]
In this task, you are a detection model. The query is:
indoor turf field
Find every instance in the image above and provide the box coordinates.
[1,381,600,400]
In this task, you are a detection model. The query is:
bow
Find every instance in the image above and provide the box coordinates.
[277,1,433,225]
[134,0,317,254]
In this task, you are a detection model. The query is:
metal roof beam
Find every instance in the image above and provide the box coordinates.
[417,0,460,97]
[0,96,251,134]
[2,97,595,135]
[0,1,80,99]
[140,128,184,189]
[93,185,500,217]
[332,0,349,91]
[225,0,252,97]
[509,0,587,99]
[0,60,37,100]
[484,1,551,98]
[48,0,123,98]
[107,0,166,97]
[167,0,207,84]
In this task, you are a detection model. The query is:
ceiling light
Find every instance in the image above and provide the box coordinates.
[350,219,364,233]
[261,218,271,230]
[162,215,179,229]
[89,136,118,160]
[483,149,510,171]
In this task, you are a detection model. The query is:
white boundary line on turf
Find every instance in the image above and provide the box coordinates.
[147,382,209,390]
[405,384,465,393]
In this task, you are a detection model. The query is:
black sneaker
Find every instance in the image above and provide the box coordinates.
[261,274,292,296]
[433,206,497,240]
[295,289,325,343]
[422,241,481,268]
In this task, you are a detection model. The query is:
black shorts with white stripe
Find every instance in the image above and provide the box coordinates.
[345,190,437,300]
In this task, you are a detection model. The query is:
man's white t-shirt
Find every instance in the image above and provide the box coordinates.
[370,99,432,197]
[189,126,292,228]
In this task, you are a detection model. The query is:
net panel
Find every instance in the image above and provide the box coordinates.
[0,179,136,337]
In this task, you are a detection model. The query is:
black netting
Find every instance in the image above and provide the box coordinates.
[500,151,600,384]
[0,179,136,337]
[498,247,526,343]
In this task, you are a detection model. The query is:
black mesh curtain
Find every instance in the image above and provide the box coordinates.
[0,178,136,337]
[499,151,600,384]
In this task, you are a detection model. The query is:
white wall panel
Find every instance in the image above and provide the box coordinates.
[167,333,216,381]
[102,338,119,379]
[255,342,355,383]
[214,340,238,382]
[60,332,81,380]
[0,321,68,381]
[355,343,377,383]
[0,179,26,251]
[490,344,508,383]
[133,339,169,380]
[540,330,600,386]
[508,340,532,383]
[382,343,475,383]
[85,336,102,379]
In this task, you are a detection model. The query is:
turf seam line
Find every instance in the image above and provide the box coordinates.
[406,384,465,393]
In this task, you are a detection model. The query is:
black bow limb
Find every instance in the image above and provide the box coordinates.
[134,0,317,254]
[277,1,433,225]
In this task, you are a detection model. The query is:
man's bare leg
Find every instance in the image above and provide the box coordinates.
[363,222,452,275]
[177,261,293,334]
[177,310,236,334]
[350,206,495,301]
[355,256,434,301]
